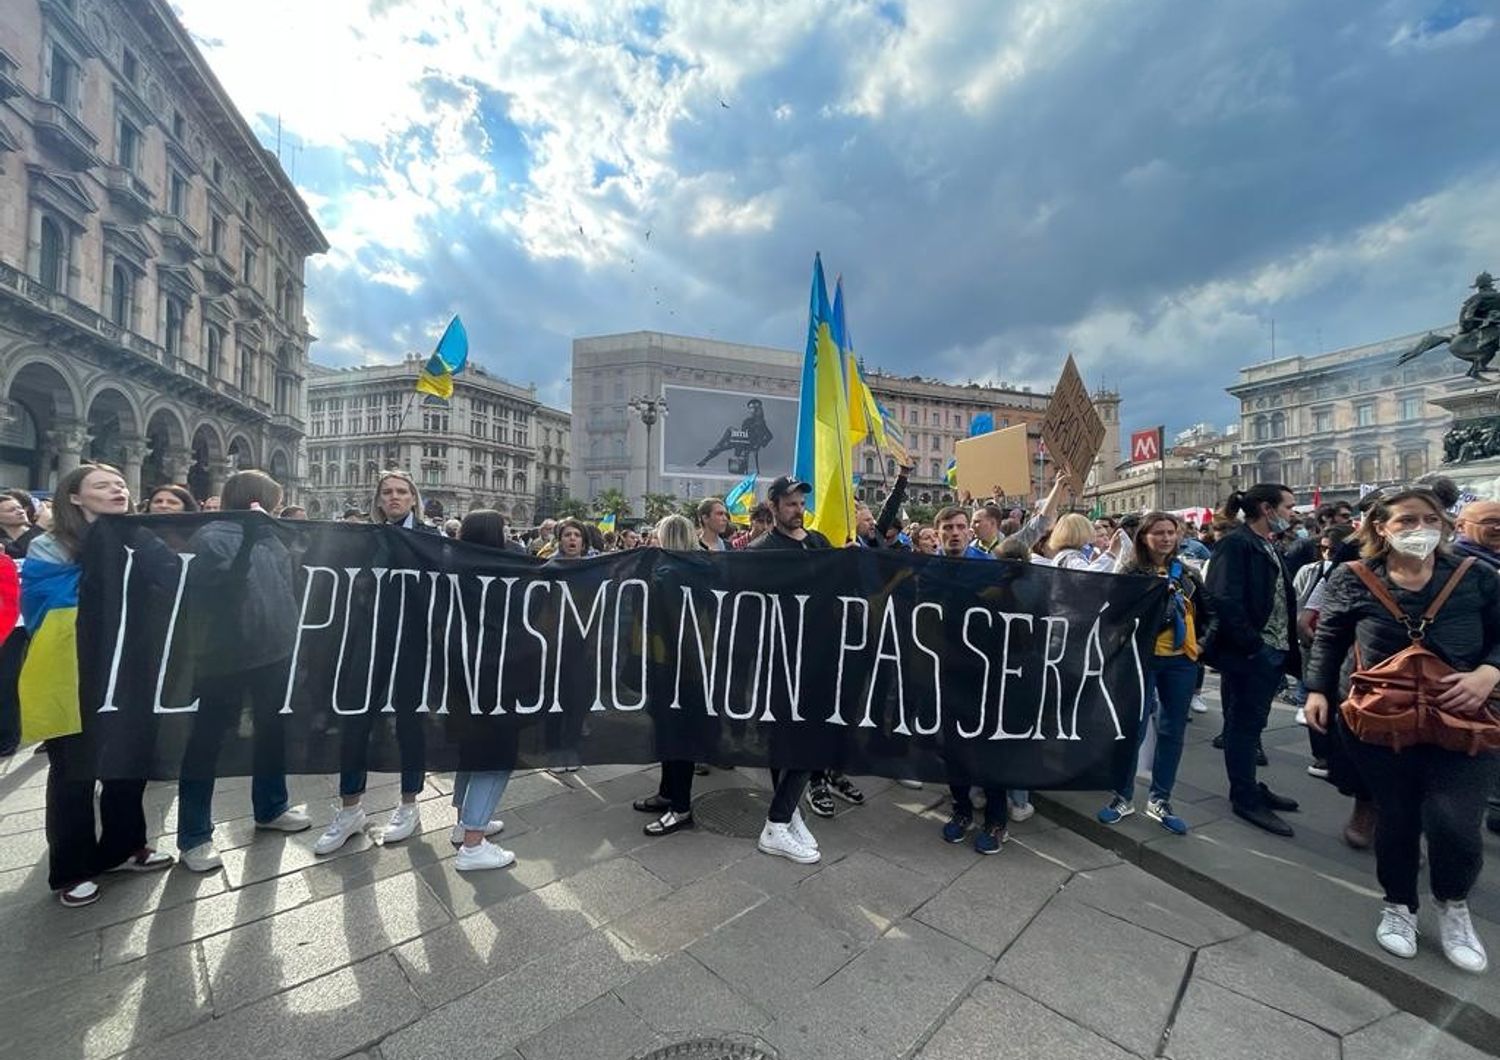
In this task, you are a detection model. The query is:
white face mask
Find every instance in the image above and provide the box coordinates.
[1388,528,1441,560]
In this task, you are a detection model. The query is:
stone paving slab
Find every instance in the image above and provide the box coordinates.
[0,750,1492,1060]
[916,980,1139,1060]
[1164,977,1340,1060]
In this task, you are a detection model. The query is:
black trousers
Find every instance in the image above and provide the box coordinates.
[46,733,147,891]
[1347,738,1499,911]
[767,769,809,824]
[1219,647,1284,809]
[949,784,1007,827]
[657,760,695,813]
[0,627,27,752]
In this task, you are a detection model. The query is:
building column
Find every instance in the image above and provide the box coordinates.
[49,420,90,479]
[208,459,232,497]
[160,445,193,486]
[119,436,148,500]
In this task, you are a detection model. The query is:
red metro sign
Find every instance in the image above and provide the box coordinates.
[1130,427,1162,464]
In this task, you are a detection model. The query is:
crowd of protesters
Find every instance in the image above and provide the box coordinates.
[1,459,1495,977]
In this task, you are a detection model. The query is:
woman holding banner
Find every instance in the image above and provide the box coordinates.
[445,509,515,870]
[23,464,173,906]
[174,471,311,872]
[1097,512,1216,835]
[315,470,436,856]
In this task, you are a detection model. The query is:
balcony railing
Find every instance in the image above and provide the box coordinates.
[156,215,199,257]
[32,100,101,170]
[0,48,20,100]
[103,165,155,218]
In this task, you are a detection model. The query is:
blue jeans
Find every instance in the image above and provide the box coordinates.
[1220,645,1287,810]
[341,768,425,799]
[1116,654,1198,803]
[177,776,289,851]
[451,771,512,831]
[1008,789,1030,808]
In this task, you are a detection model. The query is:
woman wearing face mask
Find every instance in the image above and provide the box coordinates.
[1201,483,1303,837]
[22,465,174,905]
[1305,480,1500,973]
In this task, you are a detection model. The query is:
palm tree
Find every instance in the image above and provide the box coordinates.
[642,492,678,521]
[594,488,632,518]
[555,498,591,520]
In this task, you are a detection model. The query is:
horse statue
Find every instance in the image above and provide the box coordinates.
[1398,272,1500,380]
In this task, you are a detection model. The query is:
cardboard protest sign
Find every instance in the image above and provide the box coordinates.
[1040,355,1105,484]
[955,423,1031,499]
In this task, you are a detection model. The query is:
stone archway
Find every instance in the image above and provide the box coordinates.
[142,406,190,491]
[85,387,142,494]
[189,422,224,501]
[2,358,83,490]
[269,448,291,486]
[226,434,256,472]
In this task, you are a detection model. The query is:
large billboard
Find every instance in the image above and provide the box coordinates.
[661,384,798,480]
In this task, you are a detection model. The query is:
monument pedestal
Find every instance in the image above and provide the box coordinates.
[1431,378,1500,499]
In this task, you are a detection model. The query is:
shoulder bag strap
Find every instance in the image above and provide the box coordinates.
[1346,561,1406,623]
[1422,556,1477,622]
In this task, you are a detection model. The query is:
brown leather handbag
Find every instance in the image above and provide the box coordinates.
[1340,558,1500,755]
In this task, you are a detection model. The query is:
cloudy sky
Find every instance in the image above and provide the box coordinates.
[172,0,1500,437]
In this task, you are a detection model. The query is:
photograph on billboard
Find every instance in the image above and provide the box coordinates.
[661,384,798,480]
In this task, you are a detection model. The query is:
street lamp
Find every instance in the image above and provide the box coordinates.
[1189,455,1218,509]
[628,394,669,506]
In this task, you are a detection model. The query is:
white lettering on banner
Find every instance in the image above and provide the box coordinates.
[609,579,649,711]
[762,593,809,723]
[1070,603,1123,740]
[417,571,443,714]
[486,577,519,715]
[553,580,611,713]
[153,552,199,714]
[381,569,422,712]
[859,599,906,730]
[958,607,992,739]
[991,612,1035,740]
[723,591,768,721]
[281,565,339,714]
[907,602,945,736]
[670,587,727,715]
[1033,615,1072,738]
[99,545,136,713]
[331,567,368,715]
[829,596,870,726]
[513,580,552,714]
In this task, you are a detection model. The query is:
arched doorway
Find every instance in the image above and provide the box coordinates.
[227,435,255,472]
[85,388,139,467]
[3,359,81,489]
[269,449,290,486]
[142,407,188,490]
[189,423,223,501]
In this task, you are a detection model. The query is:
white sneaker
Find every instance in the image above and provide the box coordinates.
[449,819,503,846]
[256,808,312,833]
[1294,707,1308,726]
[382,803,419,843]
[789,808,818,851]
[179,841,223,873]
[1008,800,1036,823]
[757,821,820,864]
[1438,900,1489,973]
[1376,903,1418,959]
[313,805,367,855]
[454,839,516,872]
[1190,695,1208,714]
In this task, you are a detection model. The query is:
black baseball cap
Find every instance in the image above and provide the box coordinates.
[767,475,811,501]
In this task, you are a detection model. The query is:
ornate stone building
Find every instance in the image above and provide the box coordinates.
[0,0,326,499]
[1228,331,1454,503]
[571,331,1119,511]
[534,403,571,521]
[304,358,563,526]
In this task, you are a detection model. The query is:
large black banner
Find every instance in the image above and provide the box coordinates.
[77,514,1165,787]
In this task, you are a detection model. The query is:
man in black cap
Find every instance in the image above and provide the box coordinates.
[747,475,828,862]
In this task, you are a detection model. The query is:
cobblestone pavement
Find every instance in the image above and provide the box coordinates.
[0,737,1489,1059]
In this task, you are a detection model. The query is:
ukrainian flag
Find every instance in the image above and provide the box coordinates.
[17,538,82,741]
[792,254,856,545]
[832,277,885,453]
[724,472,757,522]
[415,315,469,400]
[597,512,617,534]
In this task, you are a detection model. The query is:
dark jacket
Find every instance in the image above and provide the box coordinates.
[1454,535,1500,571]
[1282,535,1321,573]
[2,525,43,560]
[748,526,832,551]
[1202,523,1300,676]
[1305,552,1500,698]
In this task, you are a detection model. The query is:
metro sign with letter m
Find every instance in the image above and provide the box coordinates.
[1130,427,1162,464]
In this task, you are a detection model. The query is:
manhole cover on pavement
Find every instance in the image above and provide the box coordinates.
[638,1039,777,1060]
[691,787,772,838]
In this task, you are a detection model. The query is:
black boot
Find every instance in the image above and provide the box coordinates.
[1234,803,1294,837]
[1257,782,1299,813]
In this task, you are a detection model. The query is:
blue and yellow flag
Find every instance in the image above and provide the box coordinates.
[597,512,617,534]
[832,277,886,454]
[792,254,856,544]
[944,457,958,488]
[724,472,757,521]
[415,315,469,400]
[17,537,82,741]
